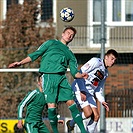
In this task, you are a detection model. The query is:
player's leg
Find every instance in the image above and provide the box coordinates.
[58,77,87,133]
[86,96,100,133]
[47,103,59,133]
[86,107,99,133]
[24,122,38,133]
[42,74,60,133]
[96,99,101,114]
[39,121,50,133]
[76,91,93,119]
[66,90,93,132]
[66,100,87,133]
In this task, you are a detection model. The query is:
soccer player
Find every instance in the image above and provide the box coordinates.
[8,26,88,133]
[66,49,118,133]
[17,74,64,133]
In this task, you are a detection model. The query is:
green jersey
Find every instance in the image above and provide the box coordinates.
[18,88,46,123]
[28,40,79,78]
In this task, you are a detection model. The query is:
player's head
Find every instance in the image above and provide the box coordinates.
[61,26,77,44]
[104,49,118,67]
[37,73,43,91]
[63,26,77,35]
[37,73,42,82]
[105,49,118,58]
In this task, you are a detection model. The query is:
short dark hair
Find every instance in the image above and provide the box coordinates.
[37,73,43,82]
[105,49,118,58]
[63,26,77,35]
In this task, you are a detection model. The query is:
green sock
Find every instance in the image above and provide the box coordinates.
[69,103,86,133]
[48,108,58,133]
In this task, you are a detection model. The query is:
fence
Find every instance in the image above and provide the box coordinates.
[106,88,133,117]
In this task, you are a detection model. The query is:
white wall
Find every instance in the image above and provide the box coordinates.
[65,117,133,133]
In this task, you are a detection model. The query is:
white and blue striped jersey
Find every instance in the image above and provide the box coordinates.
[72,57,108,103]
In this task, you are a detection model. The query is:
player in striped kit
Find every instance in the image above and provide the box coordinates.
[67,49,118,133]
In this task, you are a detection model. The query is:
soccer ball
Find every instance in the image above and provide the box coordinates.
[60,7,74,22]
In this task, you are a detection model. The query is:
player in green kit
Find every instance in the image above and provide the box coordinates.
[17,74,50,133]
[9,26,88,133]
[17,74,64,133]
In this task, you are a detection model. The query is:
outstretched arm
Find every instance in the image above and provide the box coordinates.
[8,56,32,68]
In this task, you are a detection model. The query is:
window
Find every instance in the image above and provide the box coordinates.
[91,0,107,45]
[125,0,133,21]
[93,0,101,22]
[93,0,107,22]
[93,25,101,44]
[7,0,18,10]
[112,0,133,22]
[90,0,133,48]
[41,0,53,21]
[113,0,121,21]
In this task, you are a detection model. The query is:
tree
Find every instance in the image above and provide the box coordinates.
[0,0,55,118]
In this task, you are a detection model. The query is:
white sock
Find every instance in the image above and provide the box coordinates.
[81,112,86,119]
[86,120,97,133]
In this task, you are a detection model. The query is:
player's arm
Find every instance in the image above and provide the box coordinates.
[8,56,32,68]
[17,120,23,129]
[95,91,109,112]
[8,41,50,68]
[95,80,109,111]
[102,101,109,112]
[68,51,88,79]
[17,90,37,128]
[75,72,88,79]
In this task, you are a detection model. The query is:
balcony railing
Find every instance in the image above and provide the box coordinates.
[67,25,133,53]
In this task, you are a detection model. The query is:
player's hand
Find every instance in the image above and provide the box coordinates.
[102,101,109,112]
[58,120,64,125]
[80,92,86,101]
[81,73,88,79]
[8,62,21,68]
[17,120,23,129]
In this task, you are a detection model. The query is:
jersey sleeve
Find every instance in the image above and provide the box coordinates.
[68,51,79,78]
[28,40,52,62]
[17,90,37,120]
[95,78,106,103]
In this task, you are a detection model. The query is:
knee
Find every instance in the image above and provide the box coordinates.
[84,110,93,118]
[94,113,100,121]
[83,106,93,118]
[66,100,75,106]
[48,103,56,108]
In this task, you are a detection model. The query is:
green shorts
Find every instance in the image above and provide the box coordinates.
[42,73,74,103]
[24,121,49,133]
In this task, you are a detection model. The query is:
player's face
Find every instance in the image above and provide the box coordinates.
[61,29,75,44]
[105,54,117,67]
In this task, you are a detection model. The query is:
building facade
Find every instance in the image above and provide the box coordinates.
[56,0,133,53]
[0,0,133,53]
